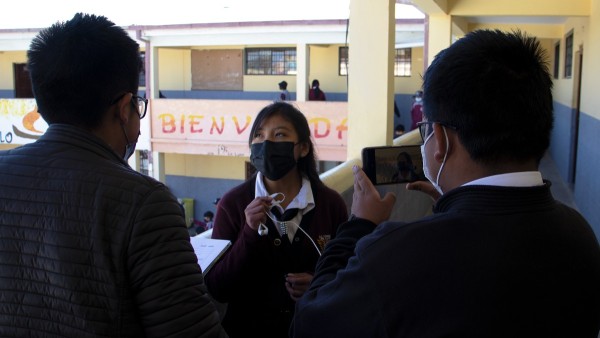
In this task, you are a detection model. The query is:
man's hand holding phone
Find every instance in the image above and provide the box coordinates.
[406,181,441,202]
[351,165,396,225]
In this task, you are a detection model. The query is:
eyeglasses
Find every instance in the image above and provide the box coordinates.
[110,93,148,119]
[416,121,457,144]
[131,95,148,119]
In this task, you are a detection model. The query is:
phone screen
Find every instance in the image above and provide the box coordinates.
[362,145,426,185]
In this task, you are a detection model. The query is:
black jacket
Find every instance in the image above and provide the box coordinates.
[0,124,226,337]
[293,184,600,338]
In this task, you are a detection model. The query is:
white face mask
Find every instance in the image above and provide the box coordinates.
[420,125,448,195]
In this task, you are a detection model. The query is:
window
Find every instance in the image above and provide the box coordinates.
[139,52,146,87]
[394,48,412,77]
[339,47,349,75]
[245,48,296,75]
[564,31,573,78]
[553,43,560,79]
[338,47,412,77]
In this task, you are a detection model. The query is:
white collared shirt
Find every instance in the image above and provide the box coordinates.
[462,171,544,187]
[255,171,315,241]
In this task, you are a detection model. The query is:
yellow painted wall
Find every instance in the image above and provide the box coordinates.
[553,17,588,108]
[155,44,424,95]
[581,0,599,119]
[158,48,191,91]
[0,51,26,89]
[394,46,425,93]
[243,75,296,92]
[308,44,348,94]
[165,153,248,180]
[0,144,20,150]
[468,23,563,40]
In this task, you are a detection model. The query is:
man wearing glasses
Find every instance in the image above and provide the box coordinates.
[292,30,600,337]
[0,13,226,337]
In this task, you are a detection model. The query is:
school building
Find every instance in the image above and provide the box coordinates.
[1,0,599,241]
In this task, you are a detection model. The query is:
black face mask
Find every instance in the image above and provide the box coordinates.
[250,140,297,181]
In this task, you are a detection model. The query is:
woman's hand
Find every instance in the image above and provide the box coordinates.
[244,196,273,231]
[285,272,313,301]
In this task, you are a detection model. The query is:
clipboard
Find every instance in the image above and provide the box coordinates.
[189,236,231,275]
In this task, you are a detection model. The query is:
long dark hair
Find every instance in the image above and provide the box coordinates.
[311,79,322,98]
[249,102,323,187]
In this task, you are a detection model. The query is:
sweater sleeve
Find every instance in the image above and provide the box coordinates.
[127,186,226,338]
[291,217,387,338]
[204,187,271,302]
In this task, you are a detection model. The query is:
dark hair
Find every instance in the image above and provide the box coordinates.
[311,79,323,98]
[422,29,553,165]
[248,102,323,187]
[204,211,214,219]
[395,124,405,132]
[27,13,142,129]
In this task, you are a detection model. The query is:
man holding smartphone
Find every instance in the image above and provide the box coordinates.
[291,29,600,337]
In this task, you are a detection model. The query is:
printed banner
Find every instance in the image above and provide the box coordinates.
[0,99,48,145]
[150,100,348,161]
[1,99,349,161]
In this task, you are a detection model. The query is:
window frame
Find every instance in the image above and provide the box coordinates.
[564,31,573,79]
[244,48,297,75]
[393,48,412,77]
[139,51,146,87]
[338,46,412,77]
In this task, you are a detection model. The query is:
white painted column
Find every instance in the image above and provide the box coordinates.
[151,151,166,183]
[296,42,309,102]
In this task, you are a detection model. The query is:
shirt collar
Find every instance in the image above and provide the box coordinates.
[254,172,315,214]
[462,171,544,187]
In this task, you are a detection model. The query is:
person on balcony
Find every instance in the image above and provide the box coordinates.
[308,79,326,101]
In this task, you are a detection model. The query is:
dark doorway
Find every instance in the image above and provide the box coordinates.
[13,63,34,98]
[568,47,583,189]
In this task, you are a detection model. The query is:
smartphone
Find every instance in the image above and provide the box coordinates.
[361,145,426,185]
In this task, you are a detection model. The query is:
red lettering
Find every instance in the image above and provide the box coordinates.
[189,115,204,133]
[159,113,176,133]
[336,118,348,139]
[309,117,330,138]
[233,115,252,134]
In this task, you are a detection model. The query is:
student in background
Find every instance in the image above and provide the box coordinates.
[278,80,290,101]
[410,90,424,130]
[203,211,215,230]
[206,101,347,337]
[291,29,600,338]
[308,79,326,101]
[0,13,225,337]
[394,123,406,137]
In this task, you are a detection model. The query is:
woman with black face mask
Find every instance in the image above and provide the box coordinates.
[205,102,348,338]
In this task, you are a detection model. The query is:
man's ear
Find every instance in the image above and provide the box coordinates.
[115,93,132,124]
[432,124,450,163]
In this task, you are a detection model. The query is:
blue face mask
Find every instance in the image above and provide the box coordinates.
[121,124,137,161]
